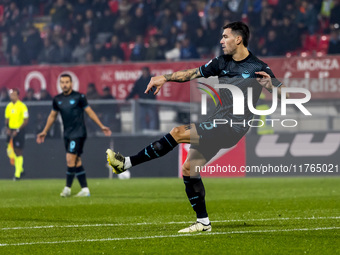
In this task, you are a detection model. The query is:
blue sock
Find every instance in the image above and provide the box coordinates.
[130,133,178,166]
[75,166,88,188]
[183,176,208,218]
[66,167,76,187]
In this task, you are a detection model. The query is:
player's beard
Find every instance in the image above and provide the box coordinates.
[62,86,72,95]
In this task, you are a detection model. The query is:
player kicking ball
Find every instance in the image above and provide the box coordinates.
[37,74,111,197]
[107,21,285,232]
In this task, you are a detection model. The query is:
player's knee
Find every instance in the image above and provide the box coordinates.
[170,126,185,143]
[182,161,191,176]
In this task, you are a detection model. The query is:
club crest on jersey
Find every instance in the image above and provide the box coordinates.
[58,101,62,105]
[242,70,250,79]
[70,99,75,105]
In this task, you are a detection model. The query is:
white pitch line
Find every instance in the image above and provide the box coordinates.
[0,226,339,247]
[1,216,339,231]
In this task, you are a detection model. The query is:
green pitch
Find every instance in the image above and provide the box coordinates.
[0,177,339,254]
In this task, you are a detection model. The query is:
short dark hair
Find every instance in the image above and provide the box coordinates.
[223,21,250,47]
[60,73,72,82]
[9,88,20,95]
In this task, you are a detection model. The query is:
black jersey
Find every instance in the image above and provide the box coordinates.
[199,51,282,134]
[52,91,89,139]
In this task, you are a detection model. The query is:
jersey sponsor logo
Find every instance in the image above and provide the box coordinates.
[242,70,250,79]
[255,133,340,157]
[70,99,75,105]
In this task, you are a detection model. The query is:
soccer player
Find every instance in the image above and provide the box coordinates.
[37,74,112,197]
[106,21,285,232]
[5,88,29,180]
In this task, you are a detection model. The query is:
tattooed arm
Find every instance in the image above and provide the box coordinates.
[145,68,202,95]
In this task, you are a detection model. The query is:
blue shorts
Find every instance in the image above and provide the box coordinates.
[191,121,244,161]
[64,137,86,155]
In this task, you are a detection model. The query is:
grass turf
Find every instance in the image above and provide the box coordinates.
[0,177,339,254]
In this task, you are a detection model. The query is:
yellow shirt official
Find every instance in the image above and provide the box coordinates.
[5,100,29,129]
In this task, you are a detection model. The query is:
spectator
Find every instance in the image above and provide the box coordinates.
[130,35,146,61]
[73,0,90,17]
[281,16,301,53]
[72,37,92,63]
[86,83,100,100]
[6,26,23,56]
[192,27,210,56]
[126,66,159,131]
[156,8,174,36]
[23,26,43,64]
[0,87,10,102]
[261,30,283,56]
[130,7,148,37]
[330,0,340,29]
[39,89,53,101]
[328,29,340,54]
[37,37,59,64]
[114,9,132,42]
[165,41,182,61]
[145,35,163,61]
[93,41,106,62]
[98,8,116,33]
[55,38,72,63]
[84,9,99,33]
[183,4,201,32]
[51,0,71,28]
[180,37,199,60]
[82,22,96,45]
[296,1,319,35]
[23,88,38,101]
[105,35,125,62]
[8,44,27,65]
[101,86,121,133]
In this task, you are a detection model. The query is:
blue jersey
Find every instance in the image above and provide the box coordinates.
[199,51,282,134]
[52,91,89,139]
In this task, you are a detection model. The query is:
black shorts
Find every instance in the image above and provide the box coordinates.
[191,121,244,161]
[7,129,25,149]
[64,137,86,155]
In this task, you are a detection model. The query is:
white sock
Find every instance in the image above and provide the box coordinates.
[197,217,210,225]
[64,186,71,191]
[124,157,132,169]
[82,187,89,192]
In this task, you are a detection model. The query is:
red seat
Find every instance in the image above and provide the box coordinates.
[318,34,330,53]
[303,34,318,51]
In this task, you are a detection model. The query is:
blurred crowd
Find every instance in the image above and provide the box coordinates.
[0,0,340,66]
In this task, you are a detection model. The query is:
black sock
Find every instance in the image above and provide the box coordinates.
[183,176,208,219]
[75,166,88,188]
[130,133,178,166]
[66,167,76,187]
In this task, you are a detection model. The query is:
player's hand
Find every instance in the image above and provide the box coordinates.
[144,75,166,95]
[36,132,47,144]
[6,128,11,136]
[101,126,112,136]
[255,71,272,91]
[12,130,18,137]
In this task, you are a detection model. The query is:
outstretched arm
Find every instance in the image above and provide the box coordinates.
[145,68,202,95]
[84,106,112,136]
[36,110,58,143]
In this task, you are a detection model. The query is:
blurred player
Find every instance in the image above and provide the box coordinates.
[37,74,111,197]
[107,21,285,232]
[5,88,29,180]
